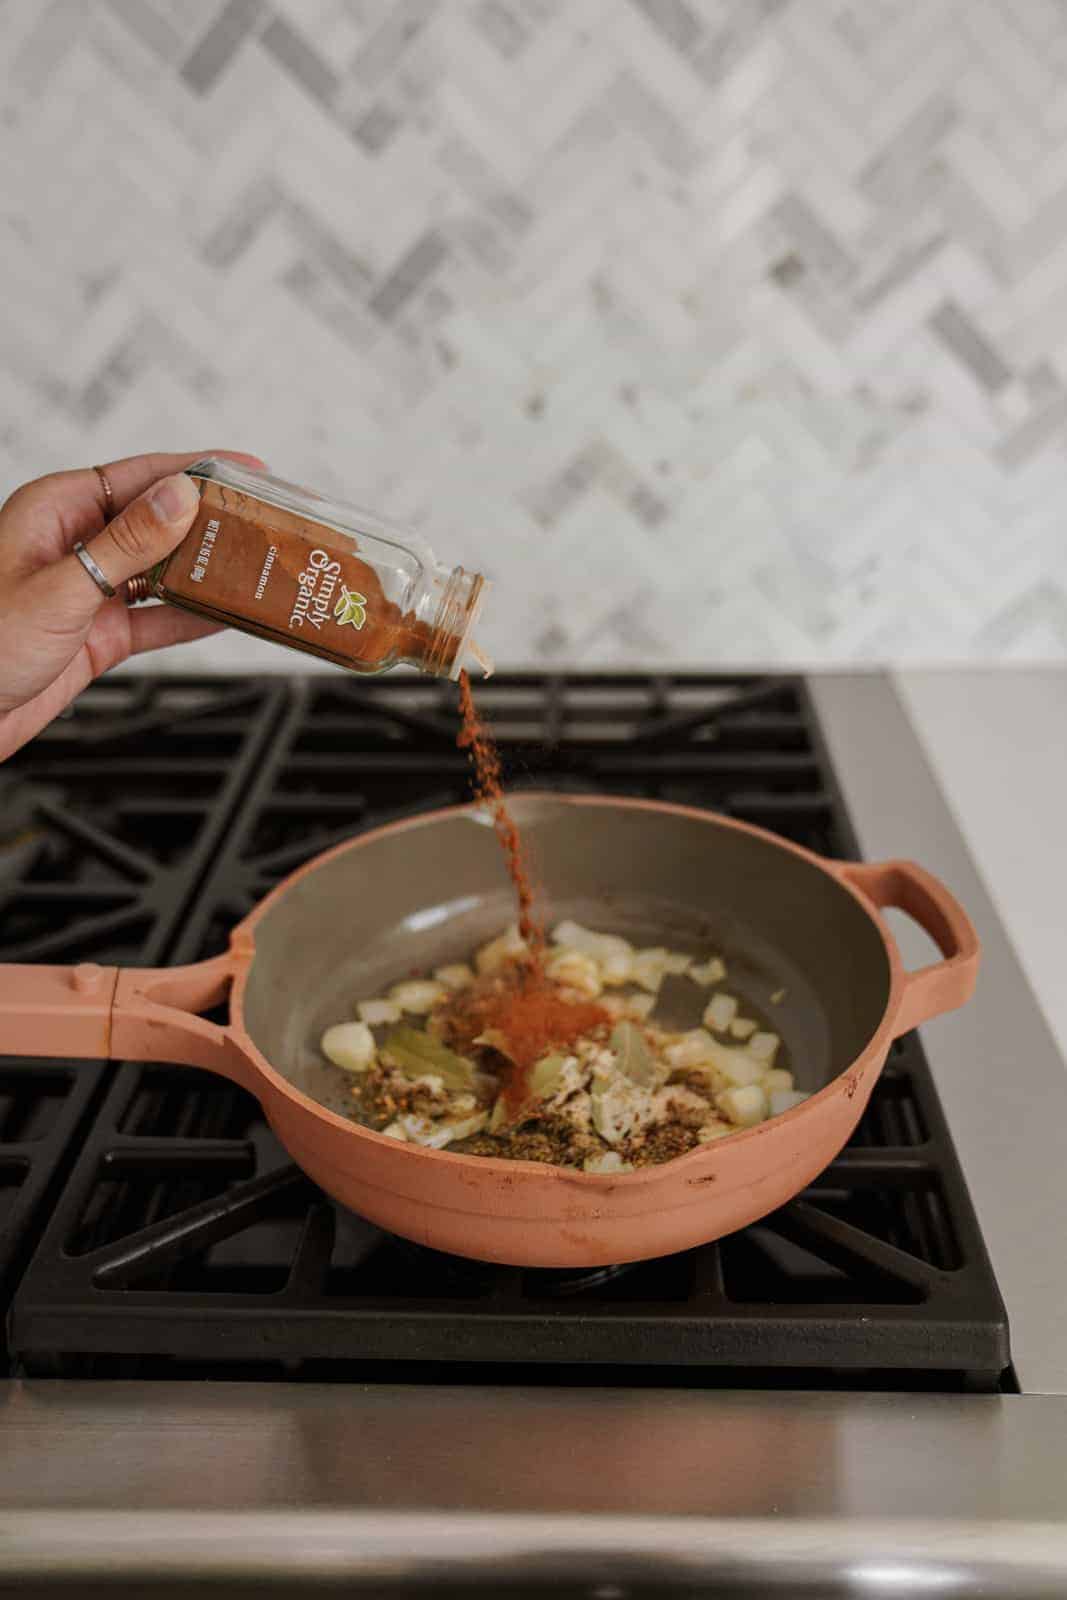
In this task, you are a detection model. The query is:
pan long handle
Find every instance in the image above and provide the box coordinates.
[836,859,980,1037]
[0,956,250,1085]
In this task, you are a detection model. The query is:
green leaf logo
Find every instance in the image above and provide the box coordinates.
[334,586,368,630]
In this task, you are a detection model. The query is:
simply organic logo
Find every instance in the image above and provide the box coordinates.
[334,583,368,629]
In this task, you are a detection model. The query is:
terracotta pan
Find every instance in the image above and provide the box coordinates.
[0,795,979,1267]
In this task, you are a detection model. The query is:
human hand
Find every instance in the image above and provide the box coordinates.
[0,450,264,760]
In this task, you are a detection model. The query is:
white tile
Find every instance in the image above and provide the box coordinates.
[0,0,1064,669]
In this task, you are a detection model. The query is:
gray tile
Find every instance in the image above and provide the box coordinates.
[368,228,449,321]
[606,68,697,173]
[350,0,437,84]
[281,259,374,351]
[283,199,376,295]
[627,0,705,57]
[768,192,856,288]
[997,393,1067,470]
[929,299,1012,392]
[859,93,957,202]
[627,482,670,528]
[259,14,340,106]
[1025,363,1061,406]
[471,0,530,58]
[180,0,264,94]
[852,231,946,312]
[691,1,782,87]
[487,191,534,235]
[526,443,608,528]
[202,176,282,269]
[350,99,403,153]
[103,0,183,60]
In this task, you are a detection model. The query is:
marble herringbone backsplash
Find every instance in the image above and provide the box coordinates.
[2,0,1066,667]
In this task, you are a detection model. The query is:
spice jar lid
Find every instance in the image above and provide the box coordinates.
[448,575,493,680]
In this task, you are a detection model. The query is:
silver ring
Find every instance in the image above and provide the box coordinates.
[73,540,117,599]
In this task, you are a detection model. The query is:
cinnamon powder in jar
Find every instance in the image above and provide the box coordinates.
[133,458,489,681]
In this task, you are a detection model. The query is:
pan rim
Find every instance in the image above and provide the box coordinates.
[229,792,904,1190]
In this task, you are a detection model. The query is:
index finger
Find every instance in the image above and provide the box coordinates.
[43,450,268,544]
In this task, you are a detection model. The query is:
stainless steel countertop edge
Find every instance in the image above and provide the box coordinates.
[5,1509,1067,1590]
[810,673,1067,1396]
[2,1385,1067,1527]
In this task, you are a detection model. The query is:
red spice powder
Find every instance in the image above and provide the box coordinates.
[442,965,609,1115]
[457,670,542,952]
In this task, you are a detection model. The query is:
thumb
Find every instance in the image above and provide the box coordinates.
[57,472,201,615]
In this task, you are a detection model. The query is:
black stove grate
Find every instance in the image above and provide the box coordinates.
[5,675,1010,1388]
[0,677,287,1337]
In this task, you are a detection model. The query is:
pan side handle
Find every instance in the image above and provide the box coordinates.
[0,956,251,1086]
[111,956,251,1085]
[835,860,980,1037]
[0,963,120,1060]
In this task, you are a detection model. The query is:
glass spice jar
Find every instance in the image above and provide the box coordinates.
[126,458,491,679]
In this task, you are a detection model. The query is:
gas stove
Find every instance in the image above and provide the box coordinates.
[5,671,1067,1594]
[0,673,1007,1387]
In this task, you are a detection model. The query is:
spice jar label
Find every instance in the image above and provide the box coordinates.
[159,478,378,652]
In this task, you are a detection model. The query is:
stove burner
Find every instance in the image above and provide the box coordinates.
[527,1262,636,1297]
[392,1237,636,1298]
[3,674,1010,1389]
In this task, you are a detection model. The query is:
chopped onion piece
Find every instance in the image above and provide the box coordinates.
[398,1109,488,1148]
[475,924,527,974]
[380,1122,407,1140]
[703,993,739,1033]
[583,1151,635,1174]
[664,1029,715,1070]
[663,951,693,975]
[389,979,447,1015]
[748,1031,780,1065]
[631,947,691,992]
[769,1088,810,1117]
[357,998,401,1026]
[434,963,474,991]
[729,1017,758,1040]
[716,1083,767,1127]
[689,956,726,986]
[761,1067,795,1094]
[626,992,656,1020]
[708,1045,764,1088]
[652,1085,710,1124]
[321,1021,375,1074]
[545,947,603,998]
[551,921,633,985]
[696,1119,733,1143]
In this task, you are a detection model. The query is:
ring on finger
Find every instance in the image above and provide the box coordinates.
[72,540,117,599]
[92,463,115,522]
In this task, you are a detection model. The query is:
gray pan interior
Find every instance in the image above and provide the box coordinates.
[241,798,892,1122]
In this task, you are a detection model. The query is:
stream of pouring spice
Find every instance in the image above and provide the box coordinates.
[456,670,542,952]
[455,672,610,1114]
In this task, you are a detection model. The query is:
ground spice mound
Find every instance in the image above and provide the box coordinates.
[440,964,609,1114]
[457,670,542,952]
